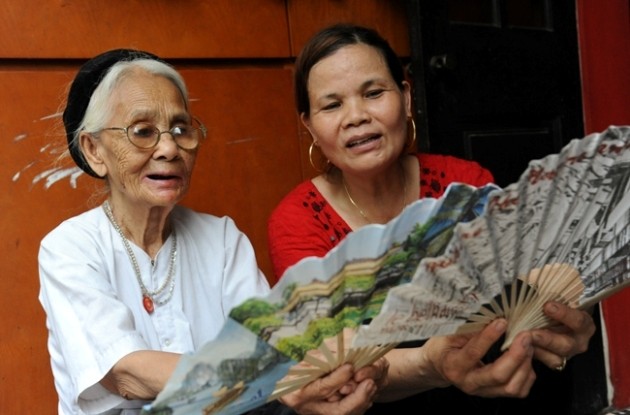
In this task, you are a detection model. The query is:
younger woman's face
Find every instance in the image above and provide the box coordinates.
[302,43,411,176]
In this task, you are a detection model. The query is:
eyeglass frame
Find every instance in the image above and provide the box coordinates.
[97,116,207,150]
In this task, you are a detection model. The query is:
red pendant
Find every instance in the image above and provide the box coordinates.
[142,295,155,314]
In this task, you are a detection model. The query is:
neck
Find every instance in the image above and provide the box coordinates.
[341,158,408,225]
[102,199,178,314]
[104,199,172,257]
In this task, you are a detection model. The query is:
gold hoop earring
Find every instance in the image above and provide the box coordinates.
[407,117,417,152]
[309,140,333,174]
[309,141,321,172]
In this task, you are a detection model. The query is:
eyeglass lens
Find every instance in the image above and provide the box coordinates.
[127,121,203,149]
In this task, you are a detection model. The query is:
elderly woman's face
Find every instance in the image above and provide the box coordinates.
[302,43,411,176]
[97,70,197,208]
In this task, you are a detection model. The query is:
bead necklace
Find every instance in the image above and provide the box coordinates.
[103,200,177,314]
[342,164,407,224]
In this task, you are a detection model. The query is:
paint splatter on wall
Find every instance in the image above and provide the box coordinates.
[11,112,84,190]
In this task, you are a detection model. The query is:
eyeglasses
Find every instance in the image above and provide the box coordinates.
[100,117,207,150]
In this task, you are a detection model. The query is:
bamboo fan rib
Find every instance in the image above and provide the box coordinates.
[269,330,397,401]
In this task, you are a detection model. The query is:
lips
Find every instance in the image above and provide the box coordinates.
[147,173,179,180]
[346,134,381,148]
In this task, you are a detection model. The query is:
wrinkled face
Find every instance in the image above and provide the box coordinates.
[86,70,198,209]
[302,43,411,176]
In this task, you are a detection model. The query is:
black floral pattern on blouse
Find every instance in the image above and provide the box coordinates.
[420,166,447,198]
[303,189,351,247]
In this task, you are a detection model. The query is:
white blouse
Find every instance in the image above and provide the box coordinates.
[38,204,270,414]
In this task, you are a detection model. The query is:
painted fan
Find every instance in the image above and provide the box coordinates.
[144,178,497,415]
[145,126,630,415]
[354,125,630,350]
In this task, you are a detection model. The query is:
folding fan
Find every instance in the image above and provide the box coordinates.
[145,126,630,415]
[354,125,630,350]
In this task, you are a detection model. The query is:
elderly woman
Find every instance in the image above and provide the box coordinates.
[267,24,596,413]
[38,49,385,415]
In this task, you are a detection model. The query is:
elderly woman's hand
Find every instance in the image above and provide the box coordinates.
[530,301,596,371]
[278,327,389,415]
[279,362,383,415]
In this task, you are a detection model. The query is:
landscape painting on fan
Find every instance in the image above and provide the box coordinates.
[143,126,630,415]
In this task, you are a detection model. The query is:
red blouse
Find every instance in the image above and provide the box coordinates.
[267,153,494,280]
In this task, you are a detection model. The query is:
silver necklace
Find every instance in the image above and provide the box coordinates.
[103,200,177,314]
[342,164,408,224]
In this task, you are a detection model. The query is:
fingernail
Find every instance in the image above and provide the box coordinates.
[547,303,559,313]
[521,335,531,348]
[494,319,507,332]
[370,383,378,396]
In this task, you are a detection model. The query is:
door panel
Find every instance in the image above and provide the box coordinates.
[0,0,290,58]
[180,66,301,283]
[1,68,93,414]
[287,0,410,57]
[409,0,584,188]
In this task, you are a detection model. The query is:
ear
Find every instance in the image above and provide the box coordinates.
[79,132,108,177]
[300,112,317,143]
[402,81,412,118]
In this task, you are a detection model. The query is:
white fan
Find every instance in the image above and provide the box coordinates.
[354,125,630,349]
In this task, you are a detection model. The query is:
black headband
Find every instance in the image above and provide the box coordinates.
[63,49,162,178]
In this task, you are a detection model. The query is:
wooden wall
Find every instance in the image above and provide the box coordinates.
[0,1,409,413]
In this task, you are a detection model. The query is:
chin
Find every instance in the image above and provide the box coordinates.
[143,193,184,208]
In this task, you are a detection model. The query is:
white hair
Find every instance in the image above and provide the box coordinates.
[78,58,189,136]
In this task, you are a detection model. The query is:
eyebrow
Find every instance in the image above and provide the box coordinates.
[126,109,190,123]
[316,78,389,101]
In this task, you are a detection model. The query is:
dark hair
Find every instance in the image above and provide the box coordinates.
[63,49,165,178]
[294,23,406,116]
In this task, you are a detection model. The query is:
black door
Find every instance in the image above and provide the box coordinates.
[407,0,584,188]
[400,1,608,415]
